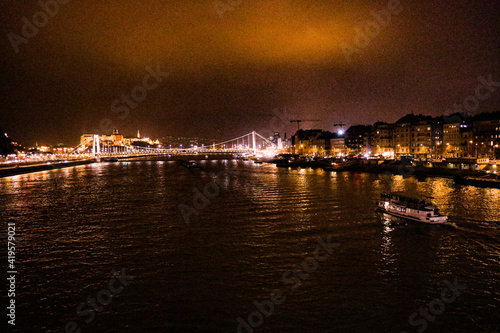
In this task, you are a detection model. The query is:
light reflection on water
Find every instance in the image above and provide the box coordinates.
[0,161,499,333]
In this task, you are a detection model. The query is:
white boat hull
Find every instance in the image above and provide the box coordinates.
[377,201,448,224]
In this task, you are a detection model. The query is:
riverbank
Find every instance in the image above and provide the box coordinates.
[271,159,491,179]
[338,163,483,178]
[2,155,490,180]
[0,154,240,178]
[0,159,95,178]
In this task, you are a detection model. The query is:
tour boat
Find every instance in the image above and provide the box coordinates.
[377,191,448,224]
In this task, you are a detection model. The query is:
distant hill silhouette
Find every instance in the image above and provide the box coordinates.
[0,127,18,155]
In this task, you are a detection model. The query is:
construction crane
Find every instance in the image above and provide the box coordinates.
[290,120,321,130]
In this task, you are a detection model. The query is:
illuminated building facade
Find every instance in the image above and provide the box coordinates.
[345,125,372,155]
[371,122,394,157]
[473,112,500,159]
[79,130,160,153]
[292,130,345,156]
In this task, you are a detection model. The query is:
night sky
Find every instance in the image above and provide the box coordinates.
[1,0,499,146]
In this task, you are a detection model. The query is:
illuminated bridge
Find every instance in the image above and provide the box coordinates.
[71,131,280,157]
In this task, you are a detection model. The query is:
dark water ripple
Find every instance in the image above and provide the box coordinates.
[0,160,499,332]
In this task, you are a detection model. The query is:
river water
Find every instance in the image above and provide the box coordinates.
[1,159,499,332]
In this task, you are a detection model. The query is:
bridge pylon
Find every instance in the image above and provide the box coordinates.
[252,131,256,154]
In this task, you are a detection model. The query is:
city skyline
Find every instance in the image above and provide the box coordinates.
[3,108,500,152]
[4,109,499,163]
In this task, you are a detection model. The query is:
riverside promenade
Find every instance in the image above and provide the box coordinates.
[0,160,95,178]
[0,153,239,178]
